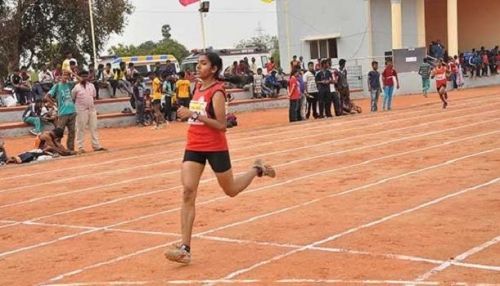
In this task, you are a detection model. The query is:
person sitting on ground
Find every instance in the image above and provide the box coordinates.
[35,127,75,156]
[40,98,58,127]
[0,140,8,166]
[22,99,44,136]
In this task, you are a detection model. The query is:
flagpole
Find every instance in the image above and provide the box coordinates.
[200,7,206,50]
[88,0,98,67]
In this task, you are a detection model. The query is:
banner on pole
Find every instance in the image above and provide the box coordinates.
[179,0,200,7]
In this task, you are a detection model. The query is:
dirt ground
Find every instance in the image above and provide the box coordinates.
[0,86,499,285]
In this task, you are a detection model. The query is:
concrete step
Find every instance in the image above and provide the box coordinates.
[0,112,136,137]
[0,98,132,123]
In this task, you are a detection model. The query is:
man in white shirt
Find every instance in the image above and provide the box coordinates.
[71,70,106,154]
[250,57,258,74]
[303,61,319,119]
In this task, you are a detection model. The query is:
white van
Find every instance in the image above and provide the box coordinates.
[181,48,271,75]
[99,54,180,76]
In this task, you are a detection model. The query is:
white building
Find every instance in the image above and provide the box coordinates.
[276,0,500,93]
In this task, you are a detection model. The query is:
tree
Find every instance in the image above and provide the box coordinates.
[235,34,280,67]
[108,25,189,62]
[235,34,278,52]
[0,0,133,77]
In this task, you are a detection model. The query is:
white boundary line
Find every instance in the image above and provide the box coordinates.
[216,177,500,283]
[2,108,498,213]
[2,95,498,188]
[2,116,496,230]
[39,278,500,285]
[43,149,499,283]
[40,279,485,286]
[413,235,500,282]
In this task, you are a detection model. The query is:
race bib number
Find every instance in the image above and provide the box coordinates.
[188,97,207,125]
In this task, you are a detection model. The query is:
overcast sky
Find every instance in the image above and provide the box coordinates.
[105,0,278,54]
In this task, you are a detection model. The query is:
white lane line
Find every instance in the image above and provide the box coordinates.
[43,149,499,283]
[40,278,500,285]
[217,177,500,283]
[414,235,500,282]
[22,123,499,224]
[3,219,499,273]
[2,109,497,216]
[2,97,498,192]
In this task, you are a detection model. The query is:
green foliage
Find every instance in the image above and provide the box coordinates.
[235,34,280,68]
[0,0,133,77]
[108,25,189,62]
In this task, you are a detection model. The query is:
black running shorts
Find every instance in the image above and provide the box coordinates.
[183,150,231,173]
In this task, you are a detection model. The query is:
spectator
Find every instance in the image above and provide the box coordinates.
[69,61,79,80]
[62,52,73,72]
[418,58,432,97]
[368,61,382,111]
[38,64,54,92]
[52,63,63,81]
[149,71,165,129]
[314,58,321,72]
[10,68,32,105]
[315,59,333,118]
[163,75,174,122]
[176,71,192,108]
[496,50,500,74]
[448,56,459,89]
[328,60,341,117]
[35,127,75,156]
[126,62,137,83]
[22,99,44,135]
[250,57,258,74]
[184,68,195,81]
[482,51,490,76]
[164,60,176,77]
[303,61,319,119]
[132,76,146,125]
[0,140,8,166]
[288,68,301,122]
[265,70,281,96]
[299,56,305,70]
[154,62,161,74]
[382,60,399,111]
[297,70,305,120]
[265,57,276,74]
[113,62,133,97]
[40,98,58,127]
[290,55,301,71]
[103,63,115,97]
[45,70,77,152]
[253,68,264,99]
[88,63,99,99]
[335,59,349,116]
[72,70,106,153]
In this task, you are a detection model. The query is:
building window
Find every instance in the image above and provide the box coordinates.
[309,38,338,59]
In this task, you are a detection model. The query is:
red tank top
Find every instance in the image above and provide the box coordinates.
[186,81,228,152]
[434,66,447,83]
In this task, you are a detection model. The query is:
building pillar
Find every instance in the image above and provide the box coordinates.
[416,0,426,47]
[391,0,403,49]
[365,0,373,57]
[447,0,459,56]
